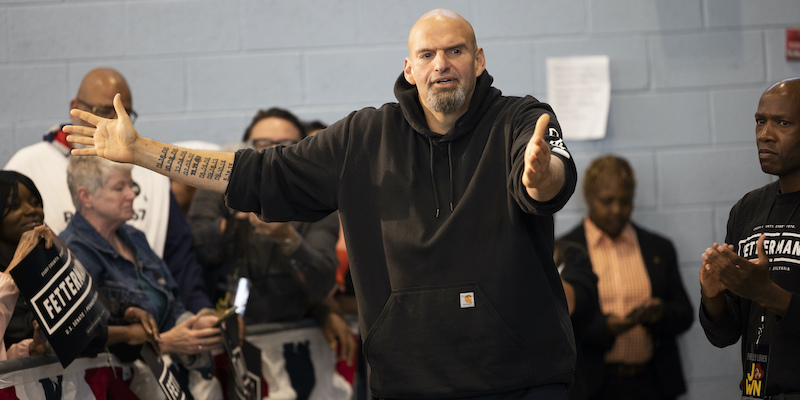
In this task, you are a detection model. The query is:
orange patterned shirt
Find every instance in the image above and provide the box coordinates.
[584,218,653,364]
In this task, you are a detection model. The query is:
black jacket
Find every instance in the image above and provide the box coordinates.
[226,71,578,399]
[559,223,693,399]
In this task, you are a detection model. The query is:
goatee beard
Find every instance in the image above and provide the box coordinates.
[427,84,467,113]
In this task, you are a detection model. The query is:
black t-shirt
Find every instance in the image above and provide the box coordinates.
[718,183,800,395]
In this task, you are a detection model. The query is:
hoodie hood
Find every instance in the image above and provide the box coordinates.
[394,69,503,218]
[394,69,501,142]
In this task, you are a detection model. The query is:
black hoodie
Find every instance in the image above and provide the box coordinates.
[227,71,578,399]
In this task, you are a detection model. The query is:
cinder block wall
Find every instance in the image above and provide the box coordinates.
[2,1,800,398]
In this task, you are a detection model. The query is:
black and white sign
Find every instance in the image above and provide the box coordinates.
[218,309,262,400]
[10,242,109,367]
[140,343,188,400]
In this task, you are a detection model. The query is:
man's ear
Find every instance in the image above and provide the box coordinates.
[403,58,416,85]
[474,47,486,77]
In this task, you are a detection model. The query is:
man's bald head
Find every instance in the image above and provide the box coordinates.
[70,68,133,127]
[762,77,800,114]
[408,9,477,56]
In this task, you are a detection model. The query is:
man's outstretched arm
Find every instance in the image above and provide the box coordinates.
[64,93,234,194]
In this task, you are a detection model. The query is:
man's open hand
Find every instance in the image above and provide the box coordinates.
[64,93,138,163]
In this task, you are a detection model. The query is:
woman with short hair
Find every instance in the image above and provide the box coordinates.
[60,156,223,357]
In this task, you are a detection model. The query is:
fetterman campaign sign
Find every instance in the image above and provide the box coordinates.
[10,242,109,367]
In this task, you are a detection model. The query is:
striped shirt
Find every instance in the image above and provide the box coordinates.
[584,218,653,364]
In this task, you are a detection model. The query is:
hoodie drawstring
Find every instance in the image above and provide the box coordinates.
[428,138,455,218]
[447,142,454,213]
[428,138,441,218]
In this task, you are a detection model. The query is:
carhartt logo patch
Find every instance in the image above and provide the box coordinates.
[460,292,475,308]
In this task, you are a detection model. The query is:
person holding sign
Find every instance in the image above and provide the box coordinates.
[0,171,49,359]
[60,156,223,397]
[1,170,161,361]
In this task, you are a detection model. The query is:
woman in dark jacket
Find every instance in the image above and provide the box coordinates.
[558,156,694,400]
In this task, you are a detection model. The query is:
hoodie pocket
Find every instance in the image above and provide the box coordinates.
[363,282,532,398]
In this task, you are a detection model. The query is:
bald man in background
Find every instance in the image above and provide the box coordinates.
[700,77,800,398]
[5,68,212,314]
[67,10,577,399]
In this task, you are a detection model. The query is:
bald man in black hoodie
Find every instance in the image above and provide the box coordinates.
[66,9,578,400]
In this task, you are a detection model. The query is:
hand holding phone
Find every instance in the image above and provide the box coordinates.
[213,306,238,328]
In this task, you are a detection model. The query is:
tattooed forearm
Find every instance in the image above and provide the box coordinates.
[178,155,233,183]
[143,144,232,193]
[164,148,178,172]
[156,147,168,169]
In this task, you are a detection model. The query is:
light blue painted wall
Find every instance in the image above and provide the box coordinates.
[2,1,800,398]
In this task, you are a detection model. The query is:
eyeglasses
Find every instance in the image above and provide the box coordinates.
[249,138,299,148]
[76,98,138,124]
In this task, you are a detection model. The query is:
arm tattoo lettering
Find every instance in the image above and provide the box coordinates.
[214,160,227,180]
[156,147,168,169]
[181,152,194,176]
[190,155,201,176]
[194,157,231,181]
[175,150,188,176]
[222,162,233,182]
[207,159,219,180]
[164,148,178,172]
[199,157,211,179]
